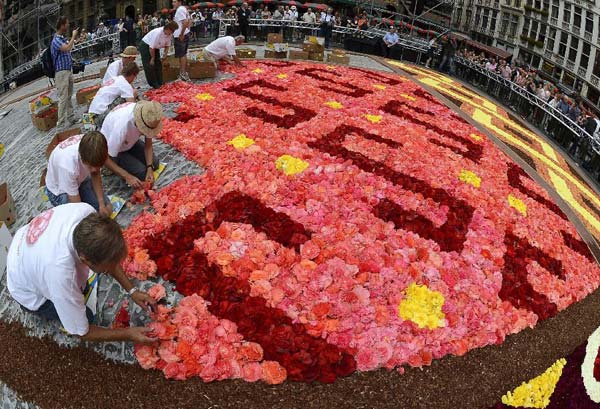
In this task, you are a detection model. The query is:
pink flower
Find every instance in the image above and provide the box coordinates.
[163,362,188,380]
[261,361,287,385]
[242,362,263,382]
[135,345,159,369]
[147,283,167,301]
[158,341,180,363]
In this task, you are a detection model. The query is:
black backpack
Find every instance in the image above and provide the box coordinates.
[41,43,56,79]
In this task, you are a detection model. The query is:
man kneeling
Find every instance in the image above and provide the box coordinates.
[7,203,156,344]
[202,35,245,69]
[45,131,112,217]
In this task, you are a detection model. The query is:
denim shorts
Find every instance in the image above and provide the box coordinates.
[174,35,190,58]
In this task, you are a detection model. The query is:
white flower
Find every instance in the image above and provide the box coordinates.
[581,325,600,403]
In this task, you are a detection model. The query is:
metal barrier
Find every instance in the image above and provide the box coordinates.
[71,32,120,61]
[452,56,600,181]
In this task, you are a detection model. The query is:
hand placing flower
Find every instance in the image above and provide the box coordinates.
[131,290,157,313]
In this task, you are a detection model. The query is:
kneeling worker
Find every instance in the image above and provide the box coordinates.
[100,100,162,189]
[88,61,139,128]
[102,45,138,84]
[7,203,157,343]
[202,35,245,69]
[45,131,113,217]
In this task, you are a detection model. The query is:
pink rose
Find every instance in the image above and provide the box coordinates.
[242,362,262,382]
[158,341,180,363]
[178,325,198,344]
[147,283,167,301]
[163,362,188,380]
[135,345,159,369]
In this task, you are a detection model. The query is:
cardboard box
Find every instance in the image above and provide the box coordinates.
[236,48,256,59]
[0,220,13,279]
[99,66,107,79]
[163,55,180,68]
[305,36,325,46]
[308,51,324,61]
[188,60,217,79]
[0,183,16,227]
[266,42,289,52]
[331,48,346,56]
[289,50,309,60]
[302,42,325,53]
[76,84,101,105]
[32,104,58,131]
[264,50,287,59]
[267,33,283,44]
[162,64,180,82]
[327,53,350,64]
[45,127,81,158]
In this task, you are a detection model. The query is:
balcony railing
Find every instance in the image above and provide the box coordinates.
[578,66,587,77]
[591,75,599,86]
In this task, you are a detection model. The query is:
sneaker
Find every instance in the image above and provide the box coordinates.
[179,72,191,82]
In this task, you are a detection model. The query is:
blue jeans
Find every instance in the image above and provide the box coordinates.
[22,299,94,324]
[45,177,109,211]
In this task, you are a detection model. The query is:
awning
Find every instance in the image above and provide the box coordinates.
[464,39,512,60]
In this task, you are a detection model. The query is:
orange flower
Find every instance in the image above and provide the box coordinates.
[261,361,287,384]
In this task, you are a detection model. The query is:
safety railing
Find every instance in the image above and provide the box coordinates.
[452,56,600,180]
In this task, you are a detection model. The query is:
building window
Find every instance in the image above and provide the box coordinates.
[581,42,591,70]
[482,9,490,29]
[563,4,571,24]
[491,11,498,31]
[500,14,509,35]
[573,7,582,29]
[546,27,556,50]
[551,0,559,18]
[538,23,547,42]
[531,20,538,35]
[522,17,531,36]
[514,0,521,7]
[587,86,600,106]
[568,37,579,63]
[559,31,568,56]
[585,12,594,34]
[510,14,519,36]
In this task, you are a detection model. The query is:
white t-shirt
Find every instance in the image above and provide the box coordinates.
[204,36,236,59]
[102,59,123,84]
[45,135,90,196]
[142,27,172,49]
[89,75,134,115]
[174,5,191,37]
[100,102,143,157]
[7,203,95,336]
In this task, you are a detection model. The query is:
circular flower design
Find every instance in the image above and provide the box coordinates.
[124,61,600,384]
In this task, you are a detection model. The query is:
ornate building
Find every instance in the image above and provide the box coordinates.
[453,0,600,107]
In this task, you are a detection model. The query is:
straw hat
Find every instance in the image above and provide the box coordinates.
[134,101,163,137]
[120,46,138,58]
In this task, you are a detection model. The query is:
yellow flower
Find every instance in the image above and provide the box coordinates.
[325,101,343,109]
[501,358,566,408]
[373,84,386,90]
[227,134,255,150]
[195,93,214,101]
[508,194,528,217]
[400,93,417,101]
[326,65,336,70]
[365,114,383,124]
[252,68,264,74]
[459,170,481,188]
[398,283,446,330]
[276,73,288,79]
[275,155,309,176]
[470,133,484,141]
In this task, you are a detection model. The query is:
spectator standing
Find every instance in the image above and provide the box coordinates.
[173,0,192,82]
[303,8,316,24]
[139,22,178,89]
[381,26,398,57]
[125,15,135,46]
[117,19,127,52]
[212,8,224,38]
[52,16,79,129]
[424,37,436,68]
[320,7,335,49]
[238,2,251,38]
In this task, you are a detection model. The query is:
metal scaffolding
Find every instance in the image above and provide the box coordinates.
[0,0,61,81]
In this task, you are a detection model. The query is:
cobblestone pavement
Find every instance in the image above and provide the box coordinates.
[0,46,392,406]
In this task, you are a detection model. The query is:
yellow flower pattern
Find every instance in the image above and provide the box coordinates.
[227,134,255,150]
[398,283,446,330]
[508,194,528,217]
[501,358,566,408]
[459,170,481,188]
[275,155,309,176]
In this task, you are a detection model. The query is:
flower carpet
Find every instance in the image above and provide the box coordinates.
[114,59,600,396]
